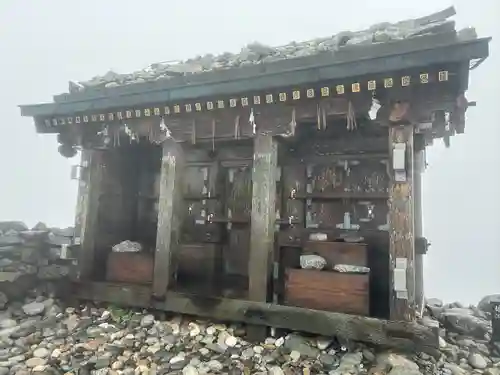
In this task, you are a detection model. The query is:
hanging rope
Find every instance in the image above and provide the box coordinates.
[113,125,120,147]
[290,108,296,136]
[249,108,256,135]
[316,104,321,130]
[322,107,327,130]
[191,119,196,145]
[211,118,216,151]
[234,114,241,139]
[346,101,357,131]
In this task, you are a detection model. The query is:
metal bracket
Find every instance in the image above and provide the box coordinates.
[415,237,430,254]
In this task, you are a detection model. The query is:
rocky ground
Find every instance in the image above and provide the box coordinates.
[1,222,499,374]
[0,290,498,375]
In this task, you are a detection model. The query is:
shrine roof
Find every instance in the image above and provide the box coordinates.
[20,6,490,120]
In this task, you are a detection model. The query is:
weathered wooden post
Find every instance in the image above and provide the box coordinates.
[389,125,416,321]
[152,138,185,299]
[78,150,104,280]
[248,134,278,340]
[414,145,425,315]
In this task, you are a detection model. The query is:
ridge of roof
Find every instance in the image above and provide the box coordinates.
[68,6,460,94]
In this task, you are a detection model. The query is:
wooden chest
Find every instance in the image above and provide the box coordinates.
[106,252,154,284]
[284,268,369,316]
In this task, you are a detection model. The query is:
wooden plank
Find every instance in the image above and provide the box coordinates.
[248,134,278,339]
[78,150,104,280]
[153,139,185,298]
[388,125,416,321]
[73,281,439,355]
[284,269,369,315]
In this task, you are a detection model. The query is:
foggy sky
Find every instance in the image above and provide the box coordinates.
[0,0,498,304]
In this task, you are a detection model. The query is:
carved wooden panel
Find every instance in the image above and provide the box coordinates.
[309,159,388,195]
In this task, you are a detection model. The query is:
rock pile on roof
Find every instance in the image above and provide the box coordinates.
[69,7,464,93]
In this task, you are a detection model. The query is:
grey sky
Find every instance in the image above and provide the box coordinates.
[0,0,498,304]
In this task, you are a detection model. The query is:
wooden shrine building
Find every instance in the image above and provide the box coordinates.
[19,7,490,352]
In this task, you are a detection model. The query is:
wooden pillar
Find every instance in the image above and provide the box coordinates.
[414,148,425,315]
[78,150,104,280]
[388,125,416,321]
[248,134,278,340]
[152,139,185,299]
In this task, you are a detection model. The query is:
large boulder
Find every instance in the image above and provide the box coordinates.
[478,294,500,314]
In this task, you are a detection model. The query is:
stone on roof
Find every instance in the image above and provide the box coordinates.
[71,7,464,93]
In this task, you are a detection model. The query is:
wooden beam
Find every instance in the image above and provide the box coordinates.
[388,126,416,321]
[77,150,104,280]
[73,281,439,355]
[248,134,278,340]
[152,139,185,299]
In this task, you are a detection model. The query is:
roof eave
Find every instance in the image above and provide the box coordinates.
[19,36,491,119]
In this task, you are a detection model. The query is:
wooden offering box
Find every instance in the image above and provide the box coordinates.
[285,269,369,315]
[106,252,154,284]
[285,241,370,315]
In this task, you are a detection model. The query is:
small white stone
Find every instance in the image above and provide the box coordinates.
[207,360,223,371]
[316,337,332,350]
[268,365,285,375]
[274,337,285,347]
[198,348,210,356]
[33,348,50,358]
[469,353,488,370]
[253,346,264,354]
[112,361,124,370]
[225,335,238,347]
[170,354,186,364]
[206,326,216,335]
[290,350,300,362]
[439,336,447,349]
[32,365,48,372]
[22,302,45,316]
[26,358,47,368]
[51,349,62,359]
[188,322,201,337]
[182,365,199,375]
[264,337,276,345]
